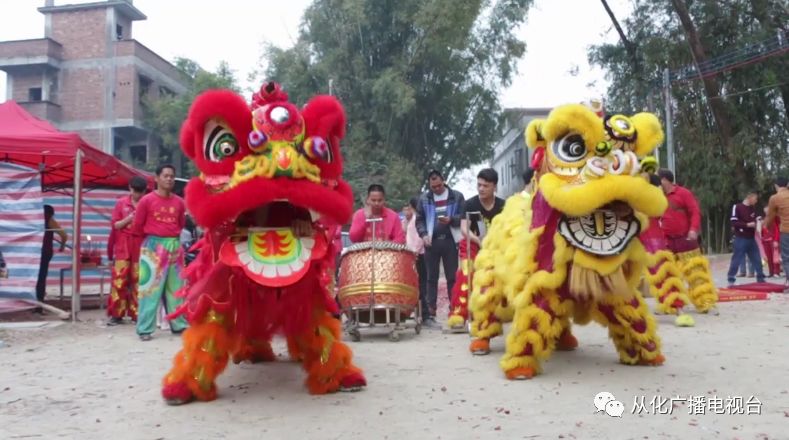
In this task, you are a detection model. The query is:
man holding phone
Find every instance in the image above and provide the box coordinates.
[415,169,465,328]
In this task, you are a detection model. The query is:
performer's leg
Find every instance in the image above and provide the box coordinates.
[161,310,232,404]
[727,237,746,285]
[424,246,441,319]
[745,238,766,282]
[416,254,428,319]
[442,240,458,303]
[780,233,789,284]
[291,306,366,394]
[137,239,165,337]
[129,261,139,321]
[162,259,188,332]
[594,293,664,366]
[500,290,565,379]
[35,251,52,303]
[107,259,130,320]
[447,255,471,329]
[647,251,691,315]
[677,249,718,313]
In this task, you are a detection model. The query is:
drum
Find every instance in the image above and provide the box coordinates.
[338,241,418,320]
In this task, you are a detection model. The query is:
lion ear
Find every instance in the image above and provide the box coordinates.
[179,120,195,159]
[631,112,664,156]
[525,119,546,149]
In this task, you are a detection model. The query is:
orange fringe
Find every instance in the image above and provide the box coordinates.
[298,312,364,394]
[162,320,231,402]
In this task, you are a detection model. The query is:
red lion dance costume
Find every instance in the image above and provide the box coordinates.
[160,82,366,405]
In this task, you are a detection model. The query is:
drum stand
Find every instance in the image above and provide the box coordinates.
[344,218,422,342]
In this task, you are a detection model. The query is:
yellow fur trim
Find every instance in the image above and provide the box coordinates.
[645,250,691,315]
[525,118,546,149]
[630,113,665,157]
[541,104,605,149]
[539,173,667,218]
[680,255,718,312]
[447,314,465,328]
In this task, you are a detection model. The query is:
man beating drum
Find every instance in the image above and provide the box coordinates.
[348,184,406,244]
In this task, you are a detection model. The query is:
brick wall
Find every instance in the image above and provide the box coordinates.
[113,65,136,119]
[11,73,43,102]
[59,67,103,121]
[50,9,107,60]
[77,129,103,149]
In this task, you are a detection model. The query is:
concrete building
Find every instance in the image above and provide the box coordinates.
[0,0,188,164]
[490,107,551,198]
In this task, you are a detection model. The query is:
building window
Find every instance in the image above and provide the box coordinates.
[138,75,152,104]
[116,24,124,40]
[159,86,174,98]
[130,145,147,164]
[28,87,42,102]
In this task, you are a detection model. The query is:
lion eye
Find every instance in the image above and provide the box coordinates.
[553,134,587,163]
[203,122,239,162]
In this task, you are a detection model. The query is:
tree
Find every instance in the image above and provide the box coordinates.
[142,58,239,176]
[589,0,789,251]
[256,0,533,207]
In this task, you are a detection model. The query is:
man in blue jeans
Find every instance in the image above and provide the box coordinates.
[415,169,465,328]
[727,190,765,286]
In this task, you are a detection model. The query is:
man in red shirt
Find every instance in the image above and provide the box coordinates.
[106,176,147,325]
[348,184,405,244]
[132,165,188,340]
[657,169,718,313]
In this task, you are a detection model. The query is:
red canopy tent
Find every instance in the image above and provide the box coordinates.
[0,100,152,320]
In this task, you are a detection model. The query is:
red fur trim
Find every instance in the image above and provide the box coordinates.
[340,371,367,389]
[180,89,253,177]
[185,175,353,229]
[302,95,346,181]
[161,381,193,402]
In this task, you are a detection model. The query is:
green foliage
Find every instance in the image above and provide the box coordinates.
[142,58,239,176]
[588,0,789,251]
[257,0,532,208]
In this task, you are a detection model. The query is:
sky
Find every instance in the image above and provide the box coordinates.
[0,0,632,195]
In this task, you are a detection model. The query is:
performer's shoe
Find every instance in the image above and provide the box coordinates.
[339,372,367,392]
[636,354,665,366]
[106,317,123,326]
[674,313,695,327]
[737,272,746,277]
[139,333,153,341]
[162,382,194,406]
[469,338,490,355]
[505,366,536,380]
[556,330,578,351]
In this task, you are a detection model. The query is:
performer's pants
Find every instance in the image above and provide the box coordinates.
[136,236,187,336]
[727,237,764,283]
[424,235,457,318]
[35,250,53,302]
[762,239,780,276]
[108,259,139,320]
[449,242,479,322]
[415,253,428,319]
[780,233,789,282]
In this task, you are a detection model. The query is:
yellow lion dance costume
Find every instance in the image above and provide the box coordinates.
[469,104,668,379]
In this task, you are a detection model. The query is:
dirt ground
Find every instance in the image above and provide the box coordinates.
[1,255,788,440]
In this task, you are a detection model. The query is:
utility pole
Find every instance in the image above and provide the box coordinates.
[663,67,676,176]
[328,78,334,96]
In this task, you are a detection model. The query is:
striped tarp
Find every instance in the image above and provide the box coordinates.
[46,188,126,297]
[0,162,126,302]
[0,162,44,301]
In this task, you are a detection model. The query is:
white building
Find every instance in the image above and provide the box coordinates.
[490,107,551,198]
